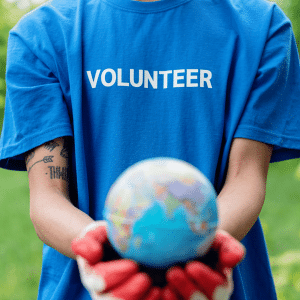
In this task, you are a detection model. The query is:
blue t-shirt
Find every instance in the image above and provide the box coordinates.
[1,0,300,299]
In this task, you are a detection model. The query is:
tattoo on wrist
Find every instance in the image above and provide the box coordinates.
[47,166,69,181]
[28,156,54,173]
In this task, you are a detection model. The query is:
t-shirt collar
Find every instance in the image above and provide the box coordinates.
[103,0,193,13]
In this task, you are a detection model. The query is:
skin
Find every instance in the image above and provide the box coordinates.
[25,137,94,259]
[218,138,273,241]
[25,136,272,260]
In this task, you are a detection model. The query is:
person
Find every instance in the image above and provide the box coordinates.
[0,0,300,298]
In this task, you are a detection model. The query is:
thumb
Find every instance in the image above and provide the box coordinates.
[72,221,108,264]
[212,230,246,268]
[72,236,104,265]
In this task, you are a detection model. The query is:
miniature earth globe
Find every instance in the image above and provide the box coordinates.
[104,158,218,268]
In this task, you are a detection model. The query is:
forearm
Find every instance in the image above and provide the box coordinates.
[217,175,266,241]
[30,190,94,260]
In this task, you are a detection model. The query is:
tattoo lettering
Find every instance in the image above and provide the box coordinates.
[48,166,69,181]
[28,156,54,173]
[25,151,35,166]
[44,141,59,152]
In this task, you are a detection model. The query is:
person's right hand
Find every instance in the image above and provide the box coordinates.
[71,221,161,300]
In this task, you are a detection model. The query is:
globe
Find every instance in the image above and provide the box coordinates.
[103,158,218,268]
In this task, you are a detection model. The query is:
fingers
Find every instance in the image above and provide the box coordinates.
[144,287,162,300]
[74,222,157,300]
[162,286,180,300]
[185,261,226,298]
[77,257,139,293]
[211,230,246,268]
[108,273,152,300]
[167,267,207,300]
[92,260,139,291]
[167,264,234,300]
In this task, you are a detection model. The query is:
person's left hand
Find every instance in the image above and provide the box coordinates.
[163,230,246,300]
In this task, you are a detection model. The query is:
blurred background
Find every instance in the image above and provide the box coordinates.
[0,0,300,299]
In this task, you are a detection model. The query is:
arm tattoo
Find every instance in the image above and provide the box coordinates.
[28,156,54,173]
[60,139,69,159]
[48,166,69,181]
[44,141,59,152]
[25,151,35,166]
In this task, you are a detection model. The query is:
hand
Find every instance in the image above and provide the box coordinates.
[164,230,246,300]
[71,221,161,300]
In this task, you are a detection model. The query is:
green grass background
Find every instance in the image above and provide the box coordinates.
[1,158,300,299]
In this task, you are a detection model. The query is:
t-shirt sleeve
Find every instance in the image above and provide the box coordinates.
[234,5,300,163]
[0,29,73,171]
